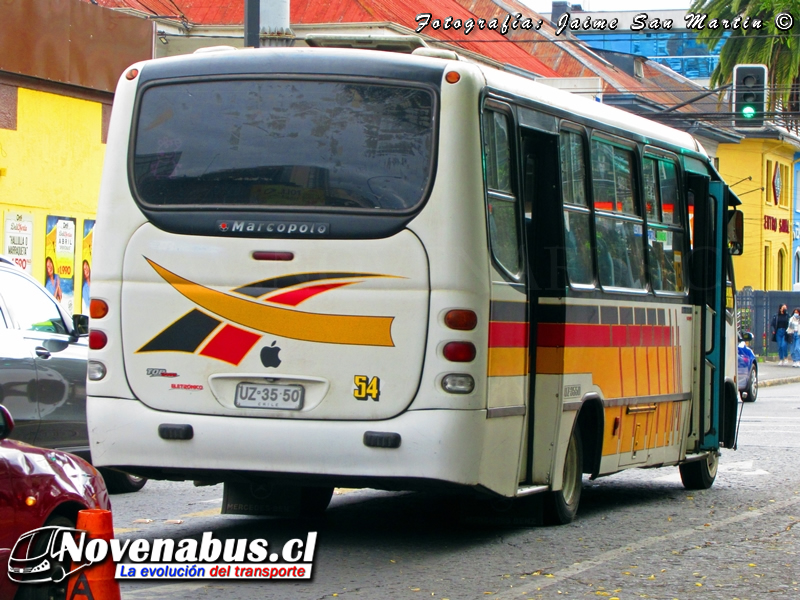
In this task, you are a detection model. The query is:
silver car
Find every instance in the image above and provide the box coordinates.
[0,257,146,493]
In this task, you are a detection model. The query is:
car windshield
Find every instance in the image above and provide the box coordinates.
[133,79,435,212]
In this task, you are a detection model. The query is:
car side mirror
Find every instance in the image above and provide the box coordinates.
[0,405,15,440]
[741,331,754,342]
[73,314,89,336]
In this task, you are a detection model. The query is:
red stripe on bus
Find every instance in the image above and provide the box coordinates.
[488,322,529,347]
[538,324,673,348]
[199,324,261,365]
[265,281,355,306]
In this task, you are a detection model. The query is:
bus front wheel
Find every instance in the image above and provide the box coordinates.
[679,452,718,490]
[543,428,583,525]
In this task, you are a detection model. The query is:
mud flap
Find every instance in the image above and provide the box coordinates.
[719,382,738,449]
[223,481,298,516]
[222,481,333,517]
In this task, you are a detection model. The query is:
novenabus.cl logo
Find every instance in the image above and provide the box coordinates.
[7,526,91,584]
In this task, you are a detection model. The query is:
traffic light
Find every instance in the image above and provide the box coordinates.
[733,64,767,127]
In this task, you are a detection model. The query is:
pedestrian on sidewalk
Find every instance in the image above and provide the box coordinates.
[772,304,791,365]
[789,308,800,367]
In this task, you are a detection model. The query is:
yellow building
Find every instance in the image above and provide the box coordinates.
[718,135,799,291]
[0,0,150,313]
[1,87,107,314]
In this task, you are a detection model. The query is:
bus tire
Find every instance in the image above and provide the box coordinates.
[543,427,583,525]
[99,468,148,494]
[679,452,718,490]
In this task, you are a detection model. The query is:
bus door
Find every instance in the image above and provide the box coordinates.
[691,178,727,450]
[517,109,561,488]
[481,104,529,495]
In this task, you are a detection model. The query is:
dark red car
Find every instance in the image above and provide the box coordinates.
[0,405,110,600]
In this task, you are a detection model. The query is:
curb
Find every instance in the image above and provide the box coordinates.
[759,375,800,388]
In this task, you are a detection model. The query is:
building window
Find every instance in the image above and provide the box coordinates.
[778,248,786,290]
[779,163,790,208]
[795,249,800,284]
[764,245,770,289]
[766,160,773,205]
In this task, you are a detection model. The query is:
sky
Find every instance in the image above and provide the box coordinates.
[522,0,693,13]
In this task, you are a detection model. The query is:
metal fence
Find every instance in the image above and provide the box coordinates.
[736,287,800,356]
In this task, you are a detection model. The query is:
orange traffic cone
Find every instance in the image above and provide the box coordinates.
[66,509,121,600]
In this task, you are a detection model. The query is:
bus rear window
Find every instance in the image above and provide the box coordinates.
[132,80,435,212]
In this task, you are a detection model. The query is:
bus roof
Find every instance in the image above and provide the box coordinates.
[478,65,703,155]
[132,46,704,159]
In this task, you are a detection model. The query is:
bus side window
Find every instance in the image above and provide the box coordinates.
[560,129,593,286]
[591,139,645,290]
[644,157,686,293]
[483,110,522,278]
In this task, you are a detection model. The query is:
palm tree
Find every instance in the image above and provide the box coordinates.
[689,0,800,121]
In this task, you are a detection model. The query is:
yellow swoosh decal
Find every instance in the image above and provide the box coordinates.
[146,258,394,347]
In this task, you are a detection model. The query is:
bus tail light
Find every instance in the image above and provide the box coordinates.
[442,374,475,394]
[88,360,107,381]
[443,341,476,362]
[90,299,108,319]
[89,330,108,350]
[445,309,477,331]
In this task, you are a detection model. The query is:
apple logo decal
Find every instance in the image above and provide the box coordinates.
[260,341,282,368]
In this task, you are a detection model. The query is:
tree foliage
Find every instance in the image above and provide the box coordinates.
[690,0,800,113]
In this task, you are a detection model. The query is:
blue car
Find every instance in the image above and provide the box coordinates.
[737,332,758,402]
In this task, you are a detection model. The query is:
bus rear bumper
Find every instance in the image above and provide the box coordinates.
[87,396,491,491]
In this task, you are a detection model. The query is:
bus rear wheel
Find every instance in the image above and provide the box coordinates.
[679,451,718,490]
[543,428,583,525]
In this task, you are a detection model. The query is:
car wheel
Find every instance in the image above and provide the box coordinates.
[679,451,719,490]
[99,468,148,494]
[15,514,74,600]
[743,366,758,402]
[543,427,583,525]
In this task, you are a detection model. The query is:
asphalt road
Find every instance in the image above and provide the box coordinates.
[109,383,800,600]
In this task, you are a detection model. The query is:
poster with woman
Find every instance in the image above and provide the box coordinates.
[45,215,76,314]
[82,220,95,315]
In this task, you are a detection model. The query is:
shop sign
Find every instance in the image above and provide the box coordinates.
[764,215,790,233]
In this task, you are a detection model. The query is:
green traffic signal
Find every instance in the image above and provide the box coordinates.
[733,64,767,127]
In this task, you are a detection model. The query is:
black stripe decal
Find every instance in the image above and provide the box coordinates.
[138,309,221,353]
[234,272,383,298]
[600,306,619,324]
[566,304,599,324]
[490,301,528,322]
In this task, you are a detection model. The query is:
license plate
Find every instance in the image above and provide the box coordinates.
[234,382,304,410]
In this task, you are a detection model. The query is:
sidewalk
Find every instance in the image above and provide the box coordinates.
[756,359,800,387]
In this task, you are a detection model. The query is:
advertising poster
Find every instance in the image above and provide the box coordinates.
[45,215,76,314]
[82,219,95,315]
[3,212,34,274]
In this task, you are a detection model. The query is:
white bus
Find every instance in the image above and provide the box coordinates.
[87,45,742,523]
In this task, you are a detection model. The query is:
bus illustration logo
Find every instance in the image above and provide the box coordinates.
[136,259,398,365]
[7,526,91,585]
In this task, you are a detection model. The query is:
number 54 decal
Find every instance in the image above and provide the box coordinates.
[354,375,380,401]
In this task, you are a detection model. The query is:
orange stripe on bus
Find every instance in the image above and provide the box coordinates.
[488,347,528,376]
[146,258,395,347]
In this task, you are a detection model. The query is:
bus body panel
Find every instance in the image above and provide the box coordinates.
[535,297,696,479]
[86,46,737,510]
[87,396,493,489]
[119,225,429,420]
